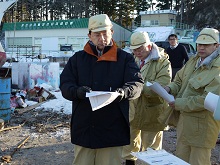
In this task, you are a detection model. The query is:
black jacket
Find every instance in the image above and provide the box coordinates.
[60,41,143,149]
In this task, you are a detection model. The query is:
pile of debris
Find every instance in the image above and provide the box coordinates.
[10,86,56,111]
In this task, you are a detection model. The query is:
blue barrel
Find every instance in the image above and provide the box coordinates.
[0,77,11,121]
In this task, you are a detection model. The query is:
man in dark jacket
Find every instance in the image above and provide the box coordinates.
[60,14,144,165]
[166,34,189,80]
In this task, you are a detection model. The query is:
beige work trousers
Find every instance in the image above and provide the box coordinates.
[122,126,163,160]
[176,114,211,165]
[73,145,123,165]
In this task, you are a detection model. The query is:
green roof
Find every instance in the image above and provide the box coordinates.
[2,18,89,31]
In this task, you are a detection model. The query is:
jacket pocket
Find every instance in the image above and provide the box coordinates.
[183,113,206,145]
[188,75,212,89]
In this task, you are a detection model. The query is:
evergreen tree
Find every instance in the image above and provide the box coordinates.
[134,0,150,27]
[1,0,220,30]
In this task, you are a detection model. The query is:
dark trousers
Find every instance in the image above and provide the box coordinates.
[172,67,181,81]
[125,160,135,165]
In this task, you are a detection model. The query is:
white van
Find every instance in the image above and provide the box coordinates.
[59,44,74,57]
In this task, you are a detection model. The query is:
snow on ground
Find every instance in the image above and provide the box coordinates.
[35,91,72,115]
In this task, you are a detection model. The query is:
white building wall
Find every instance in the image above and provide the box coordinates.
[4,23,132,52]
[4,28,88,52]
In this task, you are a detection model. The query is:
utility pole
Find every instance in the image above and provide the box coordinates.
[180,0,184,26]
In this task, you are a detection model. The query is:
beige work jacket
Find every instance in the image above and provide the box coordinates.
[168,47,220,148]
[130,44,172,132]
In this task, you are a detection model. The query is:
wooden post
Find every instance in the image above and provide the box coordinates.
[0,118,4,130]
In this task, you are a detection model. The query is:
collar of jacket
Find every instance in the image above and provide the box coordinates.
[136,43,163,62]
[196,46,220,68]
[148,43,162,61]
[84,40,117,62]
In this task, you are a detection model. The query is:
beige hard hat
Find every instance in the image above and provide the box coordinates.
[88,14,113,32]
[130,31,151,50]
[196,28,219,44]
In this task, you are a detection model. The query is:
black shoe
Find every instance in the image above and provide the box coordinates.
[125,160,135,165]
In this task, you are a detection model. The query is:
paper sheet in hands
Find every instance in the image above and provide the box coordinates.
[146,82,175,103]
[131,148,190,165]
[204,92,219,112]
[204,92,220,120]
[86,91,119,111]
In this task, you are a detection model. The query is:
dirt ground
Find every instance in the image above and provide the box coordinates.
[0,107,220,165]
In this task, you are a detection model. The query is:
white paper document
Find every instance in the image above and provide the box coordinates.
[86,91,119,111]
[204,92,219,113]
[131,148,190,165]
[204,92,220,120]
[146,81,175,103]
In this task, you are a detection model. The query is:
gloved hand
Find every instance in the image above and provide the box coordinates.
[114,88,125,102]
[76,86,91,99]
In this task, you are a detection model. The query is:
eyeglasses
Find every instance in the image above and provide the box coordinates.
[168,38,177,41]
[132,46,146,53]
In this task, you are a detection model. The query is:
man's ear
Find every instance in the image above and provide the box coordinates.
[111,29,114,35]
[147,44,152,50]
[88,33,91,39]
